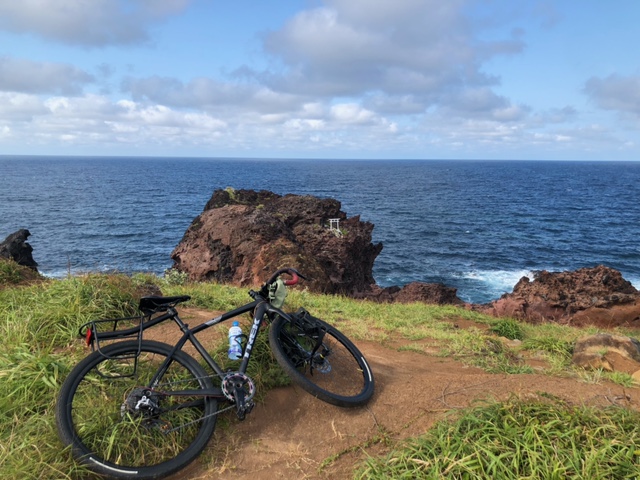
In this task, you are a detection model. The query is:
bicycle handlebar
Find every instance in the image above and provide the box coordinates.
[265,267,307,287]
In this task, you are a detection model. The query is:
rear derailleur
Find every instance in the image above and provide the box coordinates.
[121,387,170,431]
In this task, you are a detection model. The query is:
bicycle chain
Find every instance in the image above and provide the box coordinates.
[163,402,236,434]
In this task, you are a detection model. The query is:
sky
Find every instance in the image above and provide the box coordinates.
[0,0,639,161]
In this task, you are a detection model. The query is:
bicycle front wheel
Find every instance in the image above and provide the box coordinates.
[269,312,374,407]
[56,340,218,479]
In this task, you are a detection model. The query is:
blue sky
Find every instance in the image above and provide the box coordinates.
[0,0,639,160]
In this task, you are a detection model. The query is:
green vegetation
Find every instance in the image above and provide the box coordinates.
[490,318,525,340]
[0,270,143,479]
[0,258,42,287]
[0,262,638,478]
[358,397,640,479]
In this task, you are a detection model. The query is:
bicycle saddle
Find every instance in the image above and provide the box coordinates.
[139,295,191,313]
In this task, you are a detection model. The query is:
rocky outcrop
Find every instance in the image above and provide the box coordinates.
[172,188,466,303]
[171,188,383,295]
[572,333,640,376]
[0,229,38,270]
[475,265,640,328]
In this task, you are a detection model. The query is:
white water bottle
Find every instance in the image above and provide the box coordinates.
[228,321,243,360]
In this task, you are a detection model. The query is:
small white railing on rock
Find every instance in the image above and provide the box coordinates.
[329,218,343,237]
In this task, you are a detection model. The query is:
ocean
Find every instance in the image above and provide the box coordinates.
[2,156,639,304]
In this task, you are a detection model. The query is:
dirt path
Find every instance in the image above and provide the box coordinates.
[157,308,639,480]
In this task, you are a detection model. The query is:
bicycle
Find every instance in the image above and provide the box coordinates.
[55,267,375,479]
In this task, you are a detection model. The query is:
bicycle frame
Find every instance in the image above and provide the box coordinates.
[98,291,294,398]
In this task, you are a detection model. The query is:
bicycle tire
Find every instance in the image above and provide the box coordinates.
[56,340,218,479]
[269,312,374,407]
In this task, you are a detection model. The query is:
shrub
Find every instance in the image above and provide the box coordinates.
[490,318,525,340]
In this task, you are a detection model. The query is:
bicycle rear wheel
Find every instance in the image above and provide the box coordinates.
[56,340,218,479]
[269,311,374,407]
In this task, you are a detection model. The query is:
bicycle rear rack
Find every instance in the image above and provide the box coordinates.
[79,315,145,359]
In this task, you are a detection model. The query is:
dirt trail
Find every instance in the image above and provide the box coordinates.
[155,308,639,480]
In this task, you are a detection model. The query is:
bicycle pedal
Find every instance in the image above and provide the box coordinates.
[235,401,255,421]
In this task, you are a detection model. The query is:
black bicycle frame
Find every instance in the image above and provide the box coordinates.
[146,293,292,396]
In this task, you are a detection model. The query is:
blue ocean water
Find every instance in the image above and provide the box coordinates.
[1,156,639,303]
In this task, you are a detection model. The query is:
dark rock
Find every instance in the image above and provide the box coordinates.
[394,282,464,305]
[0,229,38,270]
[474,265,640,328]
[171,188,383,295]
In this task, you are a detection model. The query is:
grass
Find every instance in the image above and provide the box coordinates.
[0,261,639,479]
[490,318,525,340]
[0,258,42,287]
[357,397,640,479]
[0,269,143,479]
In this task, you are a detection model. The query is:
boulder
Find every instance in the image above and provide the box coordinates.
[572,333,640,374]
[474,266,640,328]
[171,188,383,295]
[0,229,38,270]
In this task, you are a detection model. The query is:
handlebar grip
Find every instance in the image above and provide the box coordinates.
[266,267,307,286]
[283,271,299,286]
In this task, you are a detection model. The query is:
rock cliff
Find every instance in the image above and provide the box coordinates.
[171,188,468,304]
[171,188,383,295]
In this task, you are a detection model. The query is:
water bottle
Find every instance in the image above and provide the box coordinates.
[228,321,243,360]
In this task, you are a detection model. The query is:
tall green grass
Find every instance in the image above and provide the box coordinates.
[358,398,640,479]
[0,273,142,479]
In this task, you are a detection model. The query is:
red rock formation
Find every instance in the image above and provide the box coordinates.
[171,190,639,324]
[171,188,383,295]
[475,265,640,328]
[172,188,467,304]
[572,333,640,373]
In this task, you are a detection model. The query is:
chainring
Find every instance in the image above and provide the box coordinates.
[221,372,256,402]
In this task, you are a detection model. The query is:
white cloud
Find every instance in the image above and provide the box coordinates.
[260,0,522,103]
[122,76,303,114]
[283,118,325,131]
[0,56,94,94]
[0,0,636,159]
[330,103,376,124]
[0,92,49,120]
[0,0,192,46]
[584,74,640,116]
